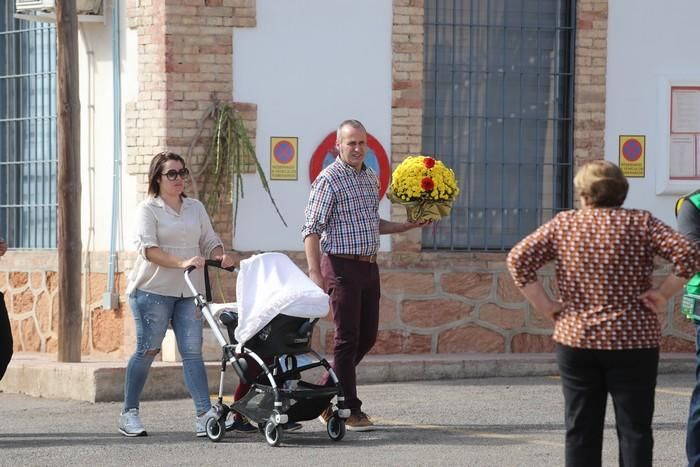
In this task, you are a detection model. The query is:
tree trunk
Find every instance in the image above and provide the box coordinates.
[56,0,82,363]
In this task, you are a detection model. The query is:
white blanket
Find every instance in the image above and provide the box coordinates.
[234,252,329,344]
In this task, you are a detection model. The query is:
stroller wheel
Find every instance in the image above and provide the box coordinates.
[206,417,226,443]
[257,422,265,434]
[264,421,283,447]
[326,415,346,442]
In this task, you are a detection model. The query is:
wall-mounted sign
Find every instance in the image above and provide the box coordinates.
[308,131,391,199]
[670,87,700,180]
[655,79,700,194]
[619,135,645,178]
[270,137,298,180]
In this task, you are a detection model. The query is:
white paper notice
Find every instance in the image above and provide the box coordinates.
[670,134,696,178]
[672,90,700,133]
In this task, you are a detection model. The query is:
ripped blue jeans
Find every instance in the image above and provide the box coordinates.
[123,289,210,415]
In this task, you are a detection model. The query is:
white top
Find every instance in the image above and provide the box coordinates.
[234,252,329,344]
[126,196,223,297]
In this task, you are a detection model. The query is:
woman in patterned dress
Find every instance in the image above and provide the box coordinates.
[507,160,700,467]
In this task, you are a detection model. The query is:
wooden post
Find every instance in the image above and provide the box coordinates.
[56,0,82,363]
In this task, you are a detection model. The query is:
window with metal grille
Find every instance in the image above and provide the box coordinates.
[423,0,575,251]
[0,5,57,249]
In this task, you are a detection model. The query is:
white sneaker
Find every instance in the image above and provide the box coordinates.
[196,407,218,438]
[118,408,147,437]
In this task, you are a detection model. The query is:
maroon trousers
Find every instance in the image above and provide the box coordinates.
[318,254,380,413]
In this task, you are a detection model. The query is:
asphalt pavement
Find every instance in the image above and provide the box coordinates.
[0,373,693,466]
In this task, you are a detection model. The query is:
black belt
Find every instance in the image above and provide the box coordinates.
[328,253,377,263]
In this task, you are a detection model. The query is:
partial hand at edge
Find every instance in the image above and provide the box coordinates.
[213,253,236,269]
[404,220,432,231]
[544,299,564,321]
[181,256,206,270]
[309,270,324,290]
[519,280,563,321]
[639,288,667,314]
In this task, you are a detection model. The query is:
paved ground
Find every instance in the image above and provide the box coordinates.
[0,372,693,466]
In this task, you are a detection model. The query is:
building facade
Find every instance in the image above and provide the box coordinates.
[0,0,696,360]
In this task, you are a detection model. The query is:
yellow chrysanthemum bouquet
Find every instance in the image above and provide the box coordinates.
[387,155,460,222]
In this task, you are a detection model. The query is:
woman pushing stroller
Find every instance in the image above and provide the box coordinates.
[118,151,235,437]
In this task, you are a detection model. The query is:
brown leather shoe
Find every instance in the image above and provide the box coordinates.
[345,412,375,432]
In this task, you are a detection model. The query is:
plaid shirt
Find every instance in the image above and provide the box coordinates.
[507,208,700,350]
[302,157,380,255]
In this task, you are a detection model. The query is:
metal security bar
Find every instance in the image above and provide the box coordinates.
[423,0,575,251]
[0,3,57,249]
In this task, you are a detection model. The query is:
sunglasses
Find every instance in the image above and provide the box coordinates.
[161,168,190,181]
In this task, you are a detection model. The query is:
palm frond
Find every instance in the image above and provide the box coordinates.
[195,98,287,233]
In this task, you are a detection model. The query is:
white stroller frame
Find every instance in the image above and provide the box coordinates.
[183,259,350,447]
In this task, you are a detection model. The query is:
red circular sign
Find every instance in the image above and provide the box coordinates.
[308,131,391,199]
[622,138,642,162]
[273,140,295,164]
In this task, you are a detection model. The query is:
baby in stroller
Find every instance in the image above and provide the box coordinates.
[183,252,350,446]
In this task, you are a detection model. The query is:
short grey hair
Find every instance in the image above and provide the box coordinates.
[336,119,366,142]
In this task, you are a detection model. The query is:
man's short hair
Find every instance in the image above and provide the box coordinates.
[336,119,366,142]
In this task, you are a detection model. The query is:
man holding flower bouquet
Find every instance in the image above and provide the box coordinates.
[302,119,428,431]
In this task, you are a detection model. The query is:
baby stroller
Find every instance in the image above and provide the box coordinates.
[183,252,350,447]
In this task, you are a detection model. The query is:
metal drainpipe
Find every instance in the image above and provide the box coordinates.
[102,0,121,310]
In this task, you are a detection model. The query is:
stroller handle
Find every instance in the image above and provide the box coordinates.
[183,259,238,304]
[184,259,237,275]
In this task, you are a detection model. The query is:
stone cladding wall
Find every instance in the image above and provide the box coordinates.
[0,252,131,357]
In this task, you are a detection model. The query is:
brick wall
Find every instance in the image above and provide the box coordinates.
[125,0,257,248]
[391,0,425,253]
[574,0,608,167]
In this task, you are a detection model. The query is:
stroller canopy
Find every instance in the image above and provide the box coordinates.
[235,252,329,344]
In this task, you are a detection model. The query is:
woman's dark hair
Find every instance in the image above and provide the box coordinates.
[574,160,628,207]
[147,151,188,197]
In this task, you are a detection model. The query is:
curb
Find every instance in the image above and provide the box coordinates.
[0,353,695,402]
